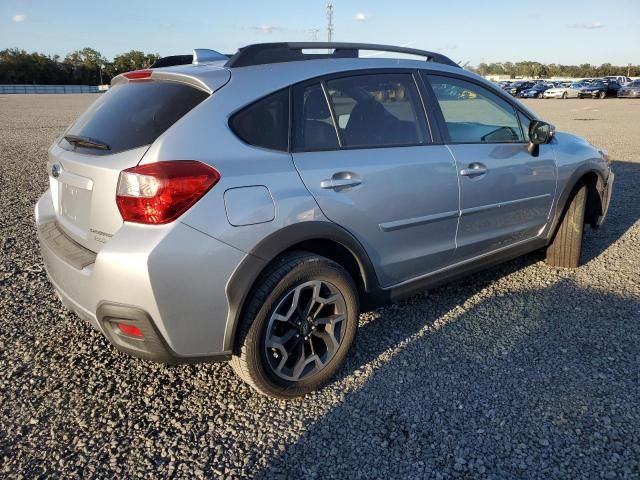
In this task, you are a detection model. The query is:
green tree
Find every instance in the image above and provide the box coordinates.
[112,50,160,74]
[63,47,107,84]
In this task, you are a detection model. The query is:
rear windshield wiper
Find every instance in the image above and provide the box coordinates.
[64,134,110,151]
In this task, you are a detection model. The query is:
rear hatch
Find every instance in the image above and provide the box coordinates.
[47,68,230,252]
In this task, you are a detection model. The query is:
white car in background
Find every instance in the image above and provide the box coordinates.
[543,82,583,99]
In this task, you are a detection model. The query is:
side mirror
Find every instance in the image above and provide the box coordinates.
[528,120,554,156]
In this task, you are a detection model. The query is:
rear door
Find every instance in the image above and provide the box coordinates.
[291,71,460,287]
[424,73,556,261]
[47,74,224,252]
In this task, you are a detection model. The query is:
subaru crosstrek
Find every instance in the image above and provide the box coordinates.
[35,43,614,398]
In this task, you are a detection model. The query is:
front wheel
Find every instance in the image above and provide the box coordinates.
[599,91,606,99]
[545,184,587,268]
[230,252,359,398]
[562,92,568,99]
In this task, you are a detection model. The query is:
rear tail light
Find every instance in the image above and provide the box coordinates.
[116,161,220,225]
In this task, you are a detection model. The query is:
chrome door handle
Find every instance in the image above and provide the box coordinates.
[320,172,362,190]
[460,163,488,177]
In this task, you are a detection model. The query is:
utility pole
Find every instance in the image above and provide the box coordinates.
[326,2,334,42]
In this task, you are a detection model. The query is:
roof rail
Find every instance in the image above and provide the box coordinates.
[151,55,193,68]
[151,49,229,69]
[225,42,460,69]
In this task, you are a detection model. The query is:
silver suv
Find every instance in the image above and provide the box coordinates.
[35,43,614,398]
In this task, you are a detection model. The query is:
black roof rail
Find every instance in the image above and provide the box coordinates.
[151,55,193,68]
[151,49,230,69]
[225,42,460,69]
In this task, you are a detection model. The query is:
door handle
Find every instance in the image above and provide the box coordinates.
[320,172,362,190]
[460,163,488,177]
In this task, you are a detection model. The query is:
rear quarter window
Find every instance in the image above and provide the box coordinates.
[63,81,209,155]
[229,89,290,151]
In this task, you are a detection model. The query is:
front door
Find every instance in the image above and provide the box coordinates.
[425,74,556,261]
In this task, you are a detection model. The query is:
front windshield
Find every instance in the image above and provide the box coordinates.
[590,81,605,87]
[570,83,583,88]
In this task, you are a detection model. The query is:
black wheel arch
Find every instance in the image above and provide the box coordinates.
[224,221,379,353]
[547,167,607,240]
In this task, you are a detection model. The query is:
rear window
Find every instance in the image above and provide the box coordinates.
[63,81,209,155]
[229,89,290,151]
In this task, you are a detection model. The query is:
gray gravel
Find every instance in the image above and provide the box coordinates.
[1,94,639,479]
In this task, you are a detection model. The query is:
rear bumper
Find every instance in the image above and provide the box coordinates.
[35,189,246,362]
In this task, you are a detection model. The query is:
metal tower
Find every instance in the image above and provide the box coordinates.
[326,2,334,42]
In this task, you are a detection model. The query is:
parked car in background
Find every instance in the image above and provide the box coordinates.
[34,42,614,398]
[617,79,640,98]
[518,83,553,98]
[508,81,535,96]
[604,75,631,86]
[543,82,583,99]
[578,80,621,99]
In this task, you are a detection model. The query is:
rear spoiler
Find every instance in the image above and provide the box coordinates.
[111,69,214,93]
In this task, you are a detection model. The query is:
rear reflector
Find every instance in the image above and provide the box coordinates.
[117,323,144,338]
[123,69,153,80]
[116,161,220,225]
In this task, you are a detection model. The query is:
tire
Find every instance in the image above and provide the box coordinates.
[537,92,543,99]
[545,184,587,268]
[599,91,606,99]
[230,252,359,398]
[562,92,567,100]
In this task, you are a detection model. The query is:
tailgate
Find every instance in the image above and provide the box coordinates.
[47,69,230,252]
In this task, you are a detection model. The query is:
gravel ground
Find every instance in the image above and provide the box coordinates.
[1,95,639,479]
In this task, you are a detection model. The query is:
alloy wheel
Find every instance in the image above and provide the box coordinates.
[264,280,347,382]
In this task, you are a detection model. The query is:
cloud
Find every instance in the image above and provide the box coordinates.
[12,14,26,23]
[249,25,285,34]
[354,12,368,22]
[568,22,604,29]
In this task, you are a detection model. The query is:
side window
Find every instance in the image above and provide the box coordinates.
[518,111,531,141]
[230,89,289,151]
[293,83,340,151]
[324,73,428,148]
[426,74,524,144]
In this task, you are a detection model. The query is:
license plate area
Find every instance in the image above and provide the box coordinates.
[61,183,92,229]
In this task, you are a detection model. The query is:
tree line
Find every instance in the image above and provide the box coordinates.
[1,48,638,85]
[470,61,640,79]
[0,48,160,85]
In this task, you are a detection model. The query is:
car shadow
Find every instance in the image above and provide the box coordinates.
[333,158,636,380]
[256,279,640,478]
[581,159,639,263]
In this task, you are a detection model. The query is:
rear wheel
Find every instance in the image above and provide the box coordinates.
[230,252,359,398]
[545,184,587,268]
[599,91,606,99]
[562,92,568,99]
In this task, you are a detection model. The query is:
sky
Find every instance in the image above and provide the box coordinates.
[1,0,639,66]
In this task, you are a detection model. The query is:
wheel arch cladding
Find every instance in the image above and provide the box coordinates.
[549,167,606,239]
[224,221,378,353]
